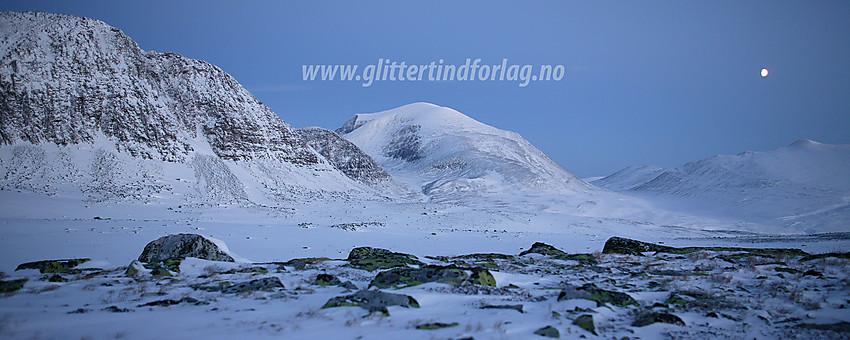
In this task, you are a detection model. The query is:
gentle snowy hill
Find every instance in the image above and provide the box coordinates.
[590,165,664,191]
[337,103,593,201]
[0,12,392,203]
[594,140,850,232]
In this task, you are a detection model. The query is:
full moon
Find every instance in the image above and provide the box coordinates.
[761,68,769,77]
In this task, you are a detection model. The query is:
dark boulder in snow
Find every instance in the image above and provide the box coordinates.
[138,234,234,263]
[322,290,419,314]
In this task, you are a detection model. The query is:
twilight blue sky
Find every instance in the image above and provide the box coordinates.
[3,1,849,177]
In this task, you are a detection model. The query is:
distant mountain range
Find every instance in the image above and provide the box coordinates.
[1,11,847,233]
[592,140,850,232]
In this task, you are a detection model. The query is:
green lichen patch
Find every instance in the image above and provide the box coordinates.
[469,267,497,287]
[346,247,422,271]
[15,258,90,274]
[143,257,183,275]
[534,325,560,338]
[416,322,459,330]
[0,278,27,293]
[573,314,597,335]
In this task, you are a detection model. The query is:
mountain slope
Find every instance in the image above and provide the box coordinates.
[298,127,417,197]
[336,102,592,201]
[593,140,850,232]
[0,12,381,203]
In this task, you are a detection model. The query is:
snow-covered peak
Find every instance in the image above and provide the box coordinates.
[337,103,592,201]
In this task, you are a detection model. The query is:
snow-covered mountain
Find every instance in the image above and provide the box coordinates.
[0,12,395,203]
[336,102,592,201]
[593,140,850,232]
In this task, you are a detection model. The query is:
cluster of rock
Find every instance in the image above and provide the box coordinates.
[3,234,849,338]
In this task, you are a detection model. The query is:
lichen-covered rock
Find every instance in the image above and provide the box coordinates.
[138,234,234,263]
[481,304,523,313]
[632,311,685,327]
[558,284,637,307]
[196,277,284,294]
[469,267,497,287]
[15,258,90,274]
[534,325,560,338]
[346,247,422,271]
[370,265,496,289]
[322,290,420,314]
[371,265,468,289]
[137,297,207,307]
[572,314,596,335]
[0,278,27,293]
[416,322,459,330]
[602,236,808,256]
[313,274,358,290]
[519,242,598,265]
[125,260,147,276]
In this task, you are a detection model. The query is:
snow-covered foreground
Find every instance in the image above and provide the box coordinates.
[2,192,849,339]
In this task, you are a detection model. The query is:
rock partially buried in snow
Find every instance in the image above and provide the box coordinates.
[138,234,235,263]
[322,290,420,315]
[602,236,808,256]
[534,325,560,338]
[15,258,91,274]
[519,242,598,265]
[370,265,496,289]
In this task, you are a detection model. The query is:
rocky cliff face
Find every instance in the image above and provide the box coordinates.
[0,11,401,202]
[0,11,317,164]
[298,127,392,186]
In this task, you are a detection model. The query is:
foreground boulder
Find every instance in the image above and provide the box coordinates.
[346,247,422,271]
[602,236,808,256]
[139,234,235,263]
[322,290,419,314]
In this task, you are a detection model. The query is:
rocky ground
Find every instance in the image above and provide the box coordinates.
[1,235,849,339]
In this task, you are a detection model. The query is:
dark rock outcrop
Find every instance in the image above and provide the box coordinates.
[299,127,392,186]
[138,234,234,263]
